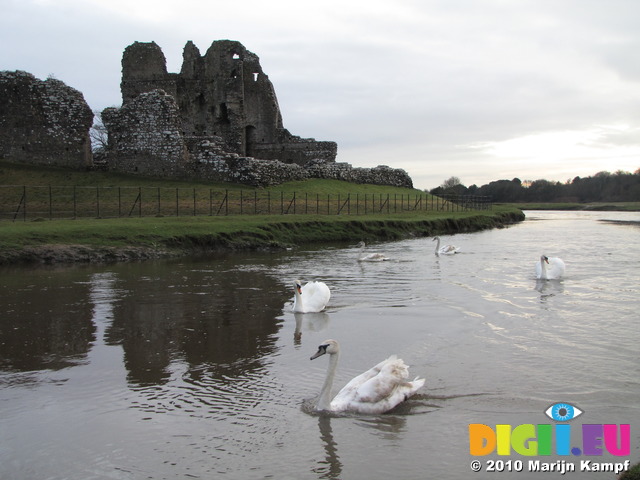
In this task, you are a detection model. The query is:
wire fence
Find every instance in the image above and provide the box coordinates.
[0,185,492,221]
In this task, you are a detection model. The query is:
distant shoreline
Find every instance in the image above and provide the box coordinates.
[503,202,640,211]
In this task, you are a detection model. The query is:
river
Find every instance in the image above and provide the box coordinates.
[1,210,639,479]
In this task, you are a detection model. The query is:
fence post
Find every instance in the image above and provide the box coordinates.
[139,187,142,217]
[73,186,77,219]
[193,188,196,216]
[96,186,100,218]
[157,187,161,216]
[49,185,52,220]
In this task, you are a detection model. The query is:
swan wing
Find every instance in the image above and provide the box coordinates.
[439,245,459,255]
[332,355,397,398]
[337,378,426,415]
[300,281,331,312]
[548,257,566,279]
[331,357,424,414]
[359,252,388,262]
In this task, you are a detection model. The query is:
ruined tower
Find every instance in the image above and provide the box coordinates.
[103,40,412,188]
[116,40,337,165]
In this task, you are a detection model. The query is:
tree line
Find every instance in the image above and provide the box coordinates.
[430,169,640,203]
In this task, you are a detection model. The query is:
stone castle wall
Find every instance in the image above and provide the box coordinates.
[103,40,413,188]
[102,90,188,177]
[0,71,93,168]
[102,89,411,187]
[0,41,414,189]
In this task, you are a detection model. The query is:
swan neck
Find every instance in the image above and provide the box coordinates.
[540,257,548,279]
[317,352,339,411]
[293,288,303,311]
[434,237,440,253]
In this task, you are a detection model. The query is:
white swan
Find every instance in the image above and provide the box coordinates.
[536,255,565,280]
[310,339,425,414]
[356,241,389,262]
[292,279,331,313]
[433,236,460,256]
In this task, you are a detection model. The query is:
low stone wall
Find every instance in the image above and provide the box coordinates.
[189,156,413,188]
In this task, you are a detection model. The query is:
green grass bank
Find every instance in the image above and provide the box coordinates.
[0,160,524,265]
[0,207,524,265]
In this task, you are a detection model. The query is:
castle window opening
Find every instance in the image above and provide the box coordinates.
[253,73,259,82]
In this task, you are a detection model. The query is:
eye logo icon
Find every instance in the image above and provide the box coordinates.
[544,402,583,422]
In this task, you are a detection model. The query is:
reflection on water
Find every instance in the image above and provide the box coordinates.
[1,211,639,480]
[0,268,96,373]
[534,278,565,301]
[314,416,342,480]
[102,261,286,387]
[293,312,332,345]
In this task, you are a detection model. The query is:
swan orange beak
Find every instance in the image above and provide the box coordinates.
[296,285,302,294]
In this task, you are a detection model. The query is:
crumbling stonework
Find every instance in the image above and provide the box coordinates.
[104,40,413,188]
[102,90,188,177]
[118,40,337,164]
[0,71,93,168]
[102,91,406,187]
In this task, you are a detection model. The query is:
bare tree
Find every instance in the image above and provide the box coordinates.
[441,176,462,189]
[90,110,109,153]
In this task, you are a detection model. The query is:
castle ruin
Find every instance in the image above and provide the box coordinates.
[102,40,412,188]
[0,40,413,188]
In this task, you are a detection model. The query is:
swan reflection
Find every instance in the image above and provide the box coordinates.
[535,278,565,300]
[313,416,343,480]
[293,312,331,345]
[355,414,407,441]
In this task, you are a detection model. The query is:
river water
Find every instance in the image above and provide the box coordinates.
[1,211,639,479]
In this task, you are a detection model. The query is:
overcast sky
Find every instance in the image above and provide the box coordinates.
[2,0,640,189]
